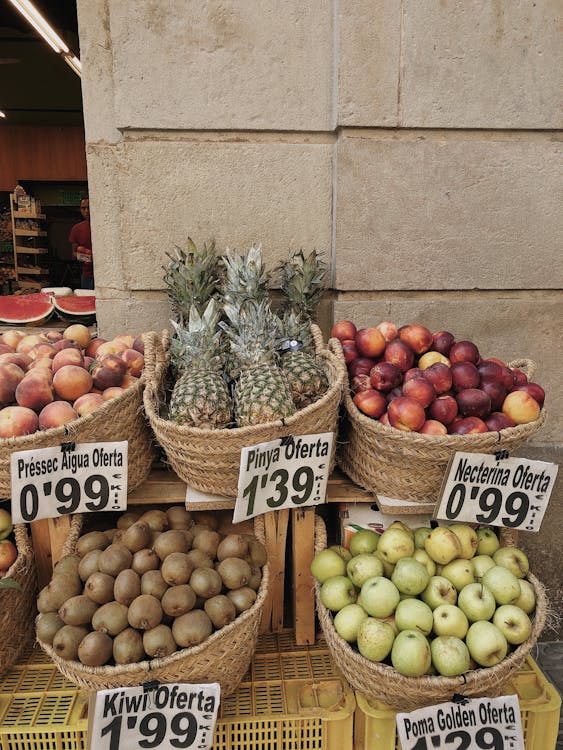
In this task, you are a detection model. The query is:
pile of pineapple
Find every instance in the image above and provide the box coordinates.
[162,241,329,429]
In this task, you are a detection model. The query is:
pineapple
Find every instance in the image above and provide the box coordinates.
[221,301,295,427]
[163,238,220,324]
[168,300,232,429]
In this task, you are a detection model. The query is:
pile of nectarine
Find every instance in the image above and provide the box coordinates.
[332,320,544,434]
[0,326,146,438]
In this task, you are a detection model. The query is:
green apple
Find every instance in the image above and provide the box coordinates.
[457,582,496,622]
[493,547,530,579]
[493,604,532,645]
[391,557,429,596]
[357,617,395,661]
[0,508,13,541]
[476,528,500,556]
[413,526,432,550]
[319,575,357,612]
[448,524,478,559]
[349,528,379,556]
[376,528,414,564]
[432,604,469,639]
[394,598,433,635]
[391,630,431,676]
[482,566,521,605]
[412,548,436,577]
[514,579,536,614]
[328,545,352,563]
[421,575,457,610]
[471,554,496,582]
[424,527,462,565]
[360,576,400,618]
[440,559,475,591]
[311,549,346,583]
[387,520,414,538]
[334,603,368,642]
[431,636,470,676]
[375,549,395,577]
[466,621,508,667]
[347,553,384,587]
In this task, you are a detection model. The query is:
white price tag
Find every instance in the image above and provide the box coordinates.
[90,682,220,750]
[435,452,558,532]
[233,432,333,524]
[10,442,128,523]
[397,695,524,750]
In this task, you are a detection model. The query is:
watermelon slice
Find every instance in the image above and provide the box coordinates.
[53,295,96,324]
[0,293,55,325]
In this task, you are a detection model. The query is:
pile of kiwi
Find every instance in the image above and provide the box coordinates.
[36,506,267,668]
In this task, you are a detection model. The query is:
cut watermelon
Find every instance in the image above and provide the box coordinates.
[0,293,55,325]
[53,295,96,324]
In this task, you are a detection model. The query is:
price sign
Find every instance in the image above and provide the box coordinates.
[233,432,333,524]
[435,452,558,532]
[90,682,220,750]
[396,694,524,750]
[10,442,128,523]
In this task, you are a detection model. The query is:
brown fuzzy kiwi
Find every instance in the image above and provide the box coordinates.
[117,510,142,530]
[227,586,257,613]
[153,530,190,560]
[114,569,141,606]
[160,553,194,586]
[192,529,220,558]
[84,572,116,605]
[247,565,262,591]
[161,585,197,618]
[58,595,99,626]
[172,610,213,648]
[204,595,237,628]
[37,574,83,613]
[113,627,145,665]
[193,512,219,530]
[105,528,123,543]
[92,601,129,636]
[217,534,249,562]
[143,624,177,658]
[127,595,163,631]
[53,554,81,579]
[131,548,160,575]
[78,549,102,582]
[138,509,169,532]
[246,539,268,568]
[36,612,64,644]
[52,625,89,661]
[166,506,192,529]
[141,570,169,599]
[75,531,111,557]
[97,543,133,577]
[186,549,214,569]
[216,558,252,590]
[122,521,152,553]
[189,567,223,599]
[78,631,113,666]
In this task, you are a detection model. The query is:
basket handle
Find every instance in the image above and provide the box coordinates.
[508,358,536,382]
[144,330,169,383]
[310,323,326,355]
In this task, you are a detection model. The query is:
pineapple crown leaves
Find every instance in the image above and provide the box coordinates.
[279,309,313,351]
[169,298,227,375]
[276,249,328,321]
[221,244,270,309]
[220,299,283,367]
[163,237,221,324]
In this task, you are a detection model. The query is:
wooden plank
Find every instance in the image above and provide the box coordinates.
[30,519,55,589]
[47,515,72,566]
[292,507,316,645]
[260,509,289,633]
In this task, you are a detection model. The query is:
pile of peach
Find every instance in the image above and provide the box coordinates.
[332,320,545,434]
[0,326,145,438]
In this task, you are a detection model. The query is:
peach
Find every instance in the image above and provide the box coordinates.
[113,334,136,349]
[423,362,452,394]
[52,348,84,372]
[73,393,104,416]
[486,357,506,367]
[45,330,64,343]
[420,419,448,435]
[428,395,458,425]
[84,356,95,369]
[0,344,13,355]
[1,330,24,350]
[27,358,53,374]
[0,352,32,370]
[133,335,145,355]
[28,343,57,360]
[15,373,54,411]
[376,321,398,342]
[0,405,39,437]
[341,340,359,364]
[480,381,507,411]
[418,351,451,369]
[386,386,403,404]
[85,338,108,358]
[355,328,386,359]
[387,396,426,432]
[512,383,545,408]
[331,320,357,342]
[351,375,372,394]
[353,389,387,419]
[53,365,93,401]
[383,340,415,372]
[379,411,391,427]
[120,349,145,377]
[38,401,78,430]
[499,365,516,391]
[0,363,25,406]
[399,324,433,355]
[449,341,480,365]
[370,362,402,392]
[477,360,503,384]
[349,357,377,378]
[456,389,491,419]
[53,338,81,352]
[431,331,455,356]
[0,539,18,571]
[16,334,47,355]
[502,391,541,425]
[64,323,91,349]
[120,374,139,389]
[100,354,127,377]
[102,387,124,401]
[451,361,480,392]
[511,368,528,387]
[403,367,425,383]
[485,412,516,431]
[402,377,436,408]
[449,416,488,434]
[96,341,128,357]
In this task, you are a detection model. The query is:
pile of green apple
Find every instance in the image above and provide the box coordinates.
[312,522,537,678]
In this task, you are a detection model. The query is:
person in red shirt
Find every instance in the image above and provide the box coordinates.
[69,196,94,290]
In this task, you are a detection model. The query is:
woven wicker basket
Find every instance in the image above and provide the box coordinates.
[0,524,37,676]
[0,378,155,497]
[38,513,269,695]
[313,515,547,712]
[336,344,547,505]
[143,325,346,497]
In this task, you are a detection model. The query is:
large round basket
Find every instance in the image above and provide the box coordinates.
[313,516,547,712]
[0,377,155,497]
[38,514,269,696]
[336,342,546,506]
[143,325,346,498]
[0,524,37,676]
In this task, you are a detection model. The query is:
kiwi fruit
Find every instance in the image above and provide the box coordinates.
[161,585,196,617]
[204,595,237,629]
[186,549,214,569]
[78,631,113,666]
[217,557,252,589]
[97,543,133,577]
[53,554,81,579]
[78,549,102,582]
[166,506,192,529]
[160,553,194,586]
[172,609,213,648]
[76,531,111,557]
[227,586,257,613]
[114,569,141,606]
[36,612,64,644]
[247,539,268,568]
[131,548,160,575]
[141,570,169,599]
[192,529,220,558]
[59,595,99,626]
[122,521,151,553]
[143,624,177,658]
[117,510,142,531]
[84,572,115,604]
[189,567,223,599]
[53,625,89,661]
[128,595,163,631]
[153,530,190,560]
[92,601,129,636]
[247,565,263,591]
[113,627,145,665]
[104,528,122,543]
[138,509,169,532]
[217,534,248,561]
[37,573,83,613]
[193,512,219,530]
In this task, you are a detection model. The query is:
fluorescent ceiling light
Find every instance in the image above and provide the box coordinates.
[63,53,82,77]
[9,0,70,53]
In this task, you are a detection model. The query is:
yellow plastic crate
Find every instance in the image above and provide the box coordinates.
[0,631,354,750]
[354,656,561,750]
